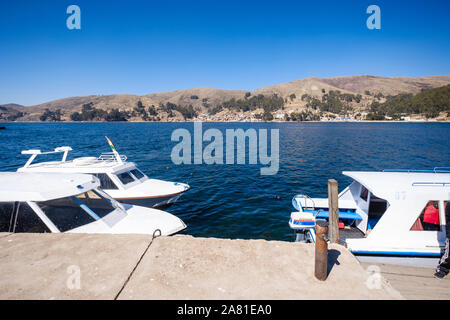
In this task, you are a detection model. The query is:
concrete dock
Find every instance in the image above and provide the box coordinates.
[360,262,450,300]
[0,232,404,300]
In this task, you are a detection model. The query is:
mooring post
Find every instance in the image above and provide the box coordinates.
[328,179,339,244]
[314,220,329,281]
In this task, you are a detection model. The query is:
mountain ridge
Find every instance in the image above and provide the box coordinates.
[1,75,449,121]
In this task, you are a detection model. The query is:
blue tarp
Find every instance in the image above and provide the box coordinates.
[303,209,362,220]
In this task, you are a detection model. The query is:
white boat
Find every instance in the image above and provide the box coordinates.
[0,172,186,235]
[17,141,190,209]
[289,168,450,267]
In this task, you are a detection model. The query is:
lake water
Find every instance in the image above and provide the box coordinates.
[0,122,449,241]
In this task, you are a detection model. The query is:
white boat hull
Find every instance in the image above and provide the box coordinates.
[115,192,185,209]
[355,255,440,268]
[68,204,186,236]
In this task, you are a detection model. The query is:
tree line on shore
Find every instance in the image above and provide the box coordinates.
[3,85,448,122]
[299,90,363,114]
[67,101,198,122]
[368,85,450,119]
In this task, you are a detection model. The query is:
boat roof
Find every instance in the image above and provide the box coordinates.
[343,171,450,201]
[0,172,100,202]
[20,159,134,171]
[19,146,134,173]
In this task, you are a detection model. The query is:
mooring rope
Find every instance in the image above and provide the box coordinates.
[114,229,162,300]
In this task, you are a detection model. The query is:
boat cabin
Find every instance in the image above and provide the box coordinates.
[18,147,148,191]
[0,172,186,235]
[17,146,190,209]
[290,168,450,258]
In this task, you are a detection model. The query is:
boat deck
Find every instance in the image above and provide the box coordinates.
[339,227,366,240]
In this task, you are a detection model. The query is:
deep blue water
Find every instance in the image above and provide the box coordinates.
[0,122,449,241]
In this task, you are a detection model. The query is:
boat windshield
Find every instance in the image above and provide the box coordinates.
[37,189,124,232]
[130,168,146,180]
[116,171,136,185]
[91,173,119,190]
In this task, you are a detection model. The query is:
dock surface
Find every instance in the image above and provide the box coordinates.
[0,232,402,300]
[360,262,450,300]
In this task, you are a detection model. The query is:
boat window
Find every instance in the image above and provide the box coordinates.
[0,202,50,233]
[116,171,136,185]
[360,186,369,202]
[92,173,119,190]
[37,191,116,232]
[367,195,388,230]
[130,169,145,180]
[410,201,441,231]
[0,202,13,232]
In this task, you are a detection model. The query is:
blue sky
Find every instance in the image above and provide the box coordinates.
[0,0,449,106]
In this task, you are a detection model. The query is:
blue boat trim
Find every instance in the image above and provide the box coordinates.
[412,182,450,186]
[290,220,315,226]
[351,250,441,257]
[302,209,362,220]
[72,196,101,221]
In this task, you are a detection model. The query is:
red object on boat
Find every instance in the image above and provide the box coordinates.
[339,221,345,229]
[423,204,439,225]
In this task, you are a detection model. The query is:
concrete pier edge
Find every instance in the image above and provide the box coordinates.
[0,232,409,300]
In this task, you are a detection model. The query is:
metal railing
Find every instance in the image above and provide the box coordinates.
[383,167,450,173]
[412,182,450,187]
[97,152,127,162]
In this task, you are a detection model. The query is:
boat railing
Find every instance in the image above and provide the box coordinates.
[383,167,450,173]
[412,182,450,187]
[98,152,127,162]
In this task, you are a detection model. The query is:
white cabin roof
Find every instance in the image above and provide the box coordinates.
[343,171,450,201]
[0,172,100,202]
[18,159,133,172]
[19,146,131,174]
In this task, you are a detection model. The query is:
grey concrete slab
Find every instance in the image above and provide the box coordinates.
[0,233,152,299]
[0,233,11,239]
[361,262,450,300]
[119,235,403,300]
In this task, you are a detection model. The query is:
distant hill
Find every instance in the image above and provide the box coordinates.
[1,75,450,122]
[0,103,25,121]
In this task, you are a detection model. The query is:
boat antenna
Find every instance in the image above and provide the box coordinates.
[105,136,123,164]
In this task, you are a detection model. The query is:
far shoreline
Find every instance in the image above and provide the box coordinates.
[1,120,449,124]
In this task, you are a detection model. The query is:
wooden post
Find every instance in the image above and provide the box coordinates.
[328,179,339,244]
[314,220,328,281]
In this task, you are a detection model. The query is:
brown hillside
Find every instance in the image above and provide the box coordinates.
[1,75,449,121]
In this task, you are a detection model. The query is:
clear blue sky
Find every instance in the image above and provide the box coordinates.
[0,0,449,106]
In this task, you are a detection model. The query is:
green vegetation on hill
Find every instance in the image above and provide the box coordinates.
[365,113,386,121]
[70,103,129,121]
[285,111,320,122]
[69,101,164,121]
[40,108,62,121]
[160,102,197,120]
[210,94,284,114]
[301,90,361,114]
[369,85,450,118]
